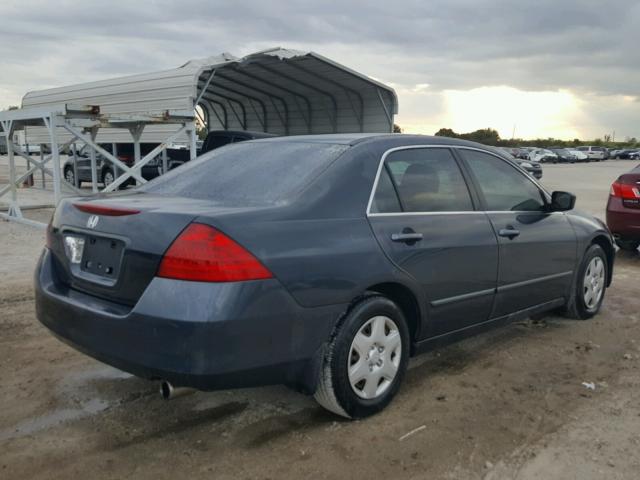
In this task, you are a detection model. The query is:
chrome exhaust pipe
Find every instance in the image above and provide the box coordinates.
[160,380,196,400]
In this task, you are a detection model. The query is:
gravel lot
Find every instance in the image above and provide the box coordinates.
[1,160,639,479]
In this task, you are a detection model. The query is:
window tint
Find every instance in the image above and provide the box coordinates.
[141,142,348,205]
[459,149,546,212]
[370,168,401,213]
[372,148,473,213]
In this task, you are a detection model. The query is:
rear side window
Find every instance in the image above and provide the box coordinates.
[141,141,348,205]
[459,149,545,212]
[371,148,473,213]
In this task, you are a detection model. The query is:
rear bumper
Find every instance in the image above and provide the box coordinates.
[35,248,345,392]
[606,198,640,240]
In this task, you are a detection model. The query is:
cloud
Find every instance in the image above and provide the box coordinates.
[0,0,638,138]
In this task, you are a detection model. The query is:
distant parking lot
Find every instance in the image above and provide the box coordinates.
[1,158,639,479]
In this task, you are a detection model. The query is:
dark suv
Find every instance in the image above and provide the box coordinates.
[200,130,276,154]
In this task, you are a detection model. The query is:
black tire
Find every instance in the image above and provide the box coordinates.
[64,167,79,187]
[314,295,410,418]
[616,239,640,252]
[102,169,128,190]
[564,244,608,320]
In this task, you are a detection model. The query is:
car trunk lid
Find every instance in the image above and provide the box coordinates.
[47,194,231,306]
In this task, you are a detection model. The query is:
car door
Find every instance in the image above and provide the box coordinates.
[457,148,577,318]
[367,146,499,338]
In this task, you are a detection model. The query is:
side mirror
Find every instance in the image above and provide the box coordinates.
[550,191,576,211]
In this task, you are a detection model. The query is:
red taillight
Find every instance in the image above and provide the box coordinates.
[610,181,640,199]
[157,223,273,282]
[73,203,140,216]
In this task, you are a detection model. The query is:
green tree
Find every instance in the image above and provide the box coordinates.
[434,128,458,138]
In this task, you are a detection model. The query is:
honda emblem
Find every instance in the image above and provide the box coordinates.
[87,215,99,229]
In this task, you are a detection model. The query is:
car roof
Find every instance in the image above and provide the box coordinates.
[250,133,498,150]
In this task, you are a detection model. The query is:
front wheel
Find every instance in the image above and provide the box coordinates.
[314,295,410,418]
[564,244,608,320]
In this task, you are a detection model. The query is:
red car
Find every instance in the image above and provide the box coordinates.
[607,164,640,251]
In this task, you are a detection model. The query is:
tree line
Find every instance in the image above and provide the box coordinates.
[430,127,638,149]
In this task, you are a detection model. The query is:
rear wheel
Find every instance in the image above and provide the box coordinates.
[64,167,78,186]
[102,169,128,190]
[102,169,115,187]
[314,295,409,418]
[616,239,640,252]
[564,244,608,320]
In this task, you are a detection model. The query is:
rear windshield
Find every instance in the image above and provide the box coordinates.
[140,141,348,205]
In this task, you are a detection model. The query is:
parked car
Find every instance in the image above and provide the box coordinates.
[606,163,640,251]
[629,150,640,160]
[63,143,170,189]
[63,131,275,189]
[36,134,614,418]
[516,159,543,179]
[610,149,635,159]
[495,148,543,179]
[566,149,590,162]
[576,146,606,161]
[529,148,558,163]
[549,148,578,163]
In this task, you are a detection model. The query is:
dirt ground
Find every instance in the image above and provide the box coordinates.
[1,161,640,479]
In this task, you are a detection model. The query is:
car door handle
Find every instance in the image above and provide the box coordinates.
[391,232,424,243]
[498,227,520,239]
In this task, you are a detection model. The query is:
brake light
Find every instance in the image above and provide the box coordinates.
[157,223,273,282]
[610,181,640,199]
[73,203,140,216]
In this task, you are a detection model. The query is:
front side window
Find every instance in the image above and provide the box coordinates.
[458,149,546,212]
[371,148,473,213]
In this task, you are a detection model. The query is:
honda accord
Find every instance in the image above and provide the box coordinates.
[36,134,615,418]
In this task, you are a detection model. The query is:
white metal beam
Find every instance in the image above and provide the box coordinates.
[62,123,147,184]
[102,123,192,192]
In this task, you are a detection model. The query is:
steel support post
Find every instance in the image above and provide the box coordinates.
[71,142,79,188]
[40,146,45,188]
[161,149,168,174]
[188,123,197,161]
[3,120,21,218]
[47,115,63,206]
[129,124,144,185]
[88,126,98,192]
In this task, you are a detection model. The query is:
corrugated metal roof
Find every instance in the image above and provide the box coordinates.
[22,48,397,144]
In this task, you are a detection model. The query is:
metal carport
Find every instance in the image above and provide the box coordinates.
[1,47,397,227]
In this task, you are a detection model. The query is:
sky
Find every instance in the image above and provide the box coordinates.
[0,0,639,141]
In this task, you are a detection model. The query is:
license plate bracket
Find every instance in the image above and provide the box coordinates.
[80,235,125,280]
